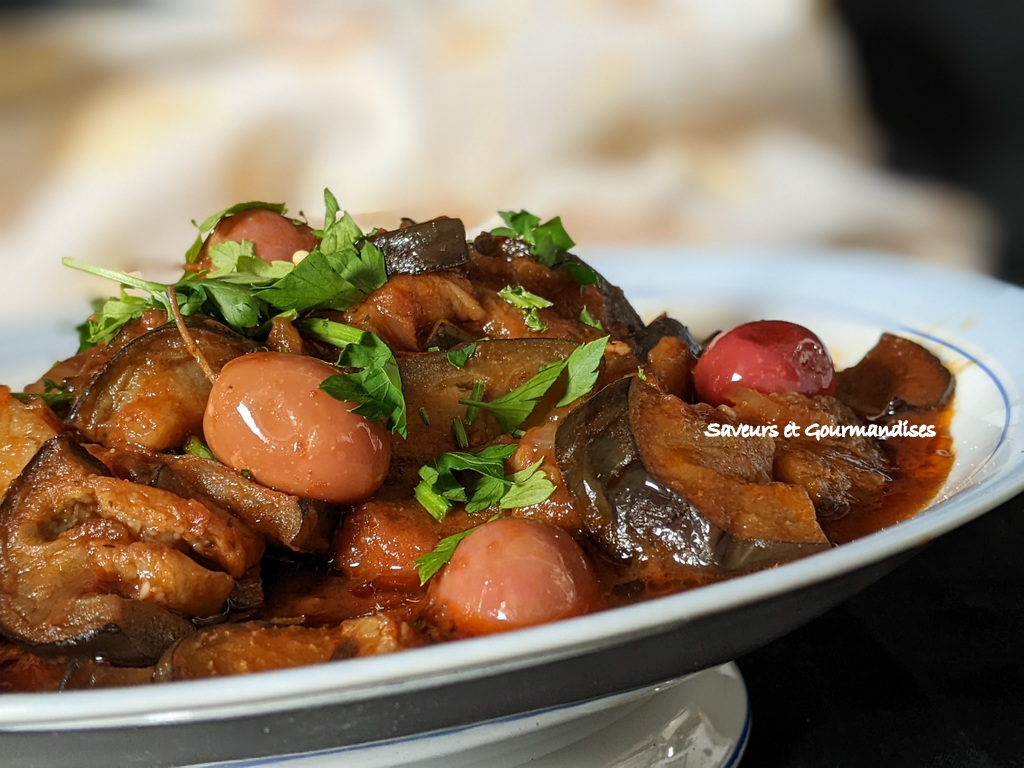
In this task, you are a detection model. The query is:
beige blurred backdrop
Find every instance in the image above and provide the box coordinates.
[0,0,994,315]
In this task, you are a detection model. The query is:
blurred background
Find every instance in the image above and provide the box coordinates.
[0,0,1020,314]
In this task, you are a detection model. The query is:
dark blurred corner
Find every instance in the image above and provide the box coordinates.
[837,0,1024,285]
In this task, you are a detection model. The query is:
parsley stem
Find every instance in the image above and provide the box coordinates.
[167,285,217,384]
[62,257,168,295]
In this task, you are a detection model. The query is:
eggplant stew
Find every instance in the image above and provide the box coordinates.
[0,197,954,691]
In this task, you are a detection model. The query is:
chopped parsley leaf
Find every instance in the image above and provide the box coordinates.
[184,201,286,265]
[446,341,478,369]
[498,285,553,333]
[64,189,386,348]
[490,210,597,287]
[302,318,407,438]
[579,306,603,330]
[413,444,555,521]
[413,516,499,585]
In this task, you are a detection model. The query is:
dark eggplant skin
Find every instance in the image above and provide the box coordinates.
[837,332,955,420]
[68,317,259,452]
[633,316,702,362]
[0,436,194,666]
[555,378,829,572]
[553,378,717,565]
[370,217,470,276]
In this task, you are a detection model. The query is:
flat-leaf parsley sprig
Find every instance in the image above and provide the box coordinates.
[64,189,386,348]
[183,201,288,265]
[300,318,408,438]
[414,444,556,521]
[458,335,609,434]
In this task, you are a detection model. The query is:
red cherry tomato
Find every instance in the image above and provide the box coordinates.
[693,320,836,406]
[203,352,390,504]
[430,517,599,635]
[201,208,318,266]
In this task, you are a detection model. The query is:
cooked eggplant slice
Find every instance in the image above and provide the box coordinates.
[640,333,698,402]
[423,320,477,351]
[68,317,259,452]
[395,338,579,469]
[0,436,195,665]
[0,385,61,498]
[556,379,829,571]
[133,453,336,554]
[154,615,417,681]
[370,217,469,276]
[837,333,954,419]
[727,387,891,519]
[634,316,702,361]
[469,232,646,342]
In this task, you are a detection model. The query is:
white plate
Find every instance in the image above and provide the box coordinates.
[1,248,1021,768]
[191,664,749,768]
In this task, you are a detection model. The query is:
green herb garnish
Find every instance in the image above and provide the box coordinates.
[491,210,575,267]
[498,285,553,332]
[184,201,287,265]
[65,189,385,348]
[413,444,556,521]
[463,380,485,426]
[11,379,73,409]
[490,209,597,287]
[446,341,478,369]
[183,435,217,460]
[413,515,500,584]
[301,318,407,438]
[579,306,603,330]
[451,416,469,449]
[458,336,609,433]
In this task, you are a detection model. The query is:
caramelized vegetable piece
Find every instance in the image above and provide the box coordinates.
[139,453,337,553]
[1,641,69,692]
[369,217,470,275]
[633,316,702,359]
[0,386,61,497]
[69,318,259,452]
[630,380,828,552]
[0,437,196,665]
[727,387,891,518]
[334,499,446,590]
[837,333,954,419]
[2,647,156,693]
[642,334,697,401]
[155,615,417,680]
[341,272,487,352]
[555,379,828,572]
[334,501,480,590]
[24,310,171,406]
[470,232,646,342]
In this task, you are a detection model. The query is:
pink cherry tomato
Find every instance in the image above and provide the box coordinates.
[202,208,318,266]
[693,320,836,406]
[203,352,390,504]
[430,517,599,635]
